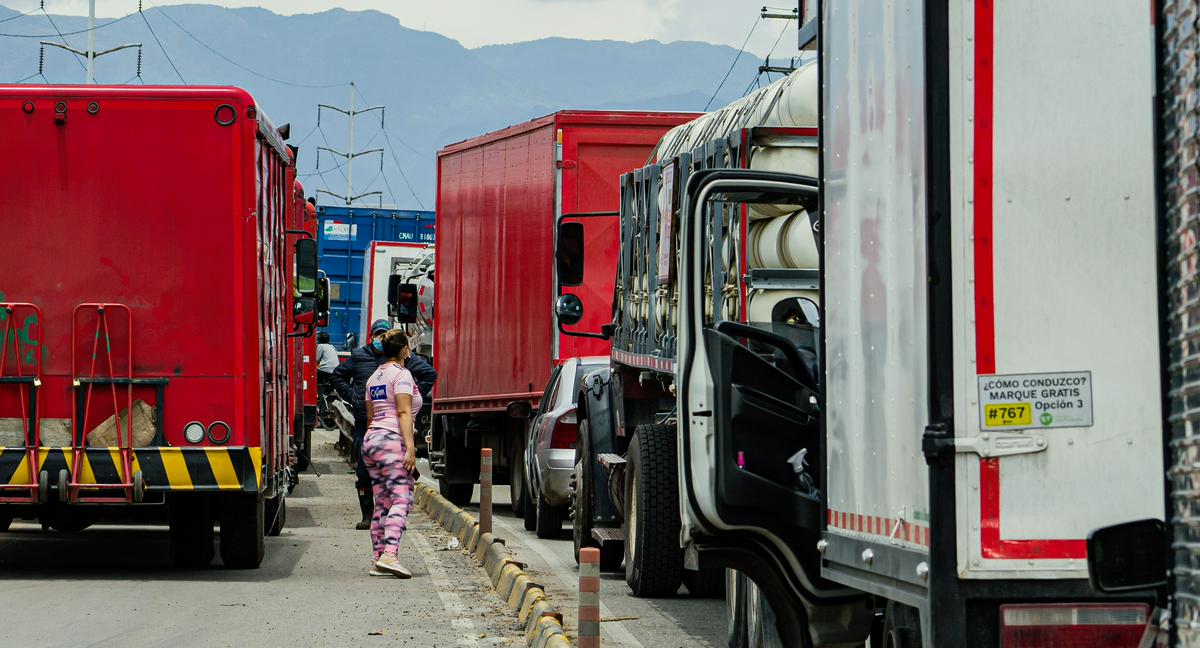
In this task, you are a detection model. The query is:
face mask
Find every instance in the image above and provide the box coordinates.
[372,340,382,351]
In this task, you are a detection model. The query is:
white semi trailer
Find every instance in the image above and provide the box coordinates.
[562,1,1167,646]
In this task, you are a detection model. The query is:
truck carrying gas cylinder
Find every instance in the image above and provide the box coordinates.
[562,0,1167,644]
[430,110,700,509]
[0,85,319,568]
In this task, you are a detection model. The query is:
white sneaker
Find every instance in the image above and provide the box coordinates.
[368,561,391,577]
[374,553,412,578]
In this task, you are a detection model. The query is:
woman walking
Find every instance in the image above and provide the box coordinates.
[362,329,421,578]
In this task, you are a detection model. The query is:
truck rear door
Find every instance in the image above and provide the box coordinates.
[949,0,1163,578]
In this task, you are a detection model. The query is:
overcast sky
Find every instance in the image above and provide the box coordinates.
[4,1,804,57]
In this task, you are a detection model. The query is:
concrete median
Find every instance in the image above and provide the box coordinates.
[414,482,572,647]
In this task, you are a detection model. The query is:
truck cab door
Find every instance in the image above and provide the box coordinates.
[677,170,856,616]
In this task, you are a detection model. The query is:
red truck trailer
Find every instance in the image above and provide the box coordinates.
[431,110,699,505]
[0,85,317,568]
[290,178,320,472]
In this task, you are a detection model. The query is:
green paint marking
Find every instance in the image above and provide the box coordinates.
[1040,412,1053,426]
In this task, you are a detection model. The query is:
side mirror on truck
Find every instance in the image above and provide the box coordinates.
[556,222,585,287]
[1086,518,1167,593]
[293,297,317,326]
[555,294,584,326]
[316,275,330,327]
[388,276,419,324]
[294,238,318,297]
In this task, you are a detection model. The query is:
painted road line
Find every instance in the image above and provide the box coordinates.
[409,528,479,647]
[490,513,645,648]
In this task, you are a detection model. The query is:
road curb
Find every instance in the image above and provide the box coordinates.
[415,483,572,647]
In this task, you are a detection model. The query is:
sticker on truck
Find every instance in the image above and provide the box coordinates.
[977,371,1093,430]
[323,221,358,241]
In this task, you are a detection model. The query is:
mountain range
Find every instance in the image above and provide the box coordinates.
[0,4,767,208]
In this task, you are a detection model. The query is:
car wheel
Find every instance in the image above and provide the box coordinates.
[509,434,527,519]
[535,493,565,539]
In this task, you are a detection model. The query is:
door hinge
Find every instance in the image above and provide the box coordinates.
[952,431,1047,458]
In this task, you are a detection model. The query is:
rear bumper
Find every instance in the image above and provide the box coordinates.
[0,446,263,496]
[535,448,575,507]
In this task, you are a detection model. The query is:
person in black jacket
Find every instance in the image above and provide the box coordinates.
[332,319,439,530]
[332,319,395,530]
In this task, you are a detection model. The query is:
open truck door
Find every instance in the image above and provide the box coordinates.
[677,169,871,646]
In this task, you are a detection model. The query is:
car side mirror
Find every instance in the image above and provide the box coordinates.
[556,222,585,287]
[388,276,419,324]
[555,293,584,326]
[293,297,317,326]
[294,238,318,297]
[1087,518,1167,593]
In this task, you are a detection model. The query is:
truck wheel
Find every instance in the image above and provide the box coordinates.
[439,480,473,507]
[535,493,565,539]
[169,496,215,568]
[0,515,11,531]
[683,567,725,598]
[523,485,538,531]
[573,420,597,563]
[883,601,921,648]
[295,427,312,471]
[509,434,527,519]
[266,494,286,537]
[220,493,265,569]
[624,423,683,597]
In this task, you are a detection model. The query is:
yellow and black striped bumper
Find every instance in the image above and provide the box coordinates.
[0,447,263,494]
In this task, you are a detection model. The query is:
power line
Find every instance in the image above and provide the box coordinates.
[0,5,38,24]
[12,71,43,83]
[379,126,426,209]
[0,11,133,38]
[704,15,760,111]
[139,4,185,84]
[40,5,85,72]
[765,20,792,62]
[155,7,346,89]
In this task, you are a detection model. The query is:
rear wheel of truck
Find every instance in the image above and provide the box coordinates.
[572,420,598,562]
[169,495,215,568]
[265,494,286,537]
[624,423,684,597]
[683,567,725,598]
[882,601,921,648]
[220,493,265,569]
[535,493,565,539]
[509,434,527,519]
[439,480,473,507]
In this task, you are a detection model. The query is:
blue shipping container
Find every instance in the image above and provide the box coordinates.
[317,205,436,348]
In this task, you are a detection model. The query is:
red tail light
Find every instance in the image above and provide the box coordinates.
[550,410,579,449]
[1000,603,1149,648]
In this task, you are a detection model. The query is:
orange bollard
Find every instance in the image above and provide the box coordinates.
[480,448,493,536]
[579,546,601,648]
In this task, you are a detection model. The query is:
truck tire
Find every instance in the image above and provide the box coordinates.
[883,601,921,648]
[509,434,527,519]
[535,493,566,539]
[169,496,215,568]
[0,514,10,531]
[439,480,473,507]
[683,567,725,598]
[523,486,538,531]
[266,494,286,537]
[295,426,312,471]
[220,493,265,569]
[624,423,684,597]
[573,419,597,561]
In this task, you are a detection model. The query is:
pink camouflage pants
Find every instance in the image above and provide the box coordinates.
[361,428,415,558]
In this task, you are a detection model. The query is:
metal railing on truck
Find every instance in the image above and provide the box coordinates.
[612,126,817,373]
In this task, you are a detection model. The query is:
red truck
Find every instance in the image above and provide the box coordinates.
[431,110,698,506]
[0,85,316,568]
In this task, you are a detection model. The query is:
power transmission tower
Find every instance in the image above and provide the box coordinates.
[40,0,141,83]
[316,82,386,207]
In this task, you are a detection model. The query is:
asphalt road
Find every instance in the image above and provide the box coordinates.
[0,428,522,648]
[0,428,728,647]
[439,482,728,648]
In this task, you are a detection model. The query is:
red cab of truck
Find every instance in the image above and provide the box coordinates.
[431,110,699,504]
[0,85,311,568]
